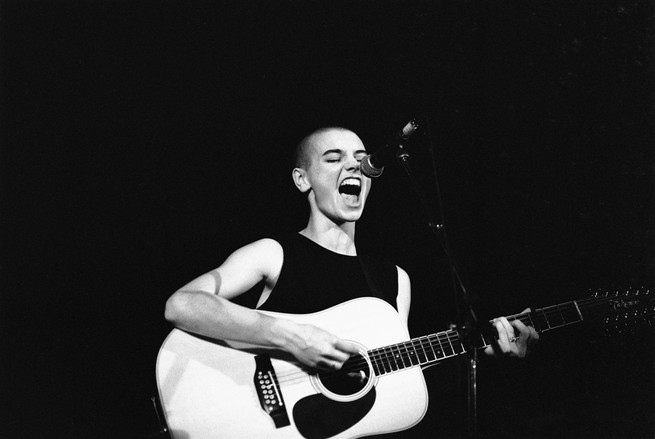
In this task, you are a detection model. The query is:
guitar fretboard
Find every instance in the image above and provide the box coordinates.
[368,330,467,376]
[367,290,647,377]
[368,303,586,376]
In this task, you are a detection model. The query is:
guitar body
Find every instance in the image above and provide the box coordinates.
[156,298,429,439]
[157,286,653,438]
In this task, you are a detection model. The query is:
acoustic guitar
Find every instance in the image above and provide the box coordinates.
[156,287,651,439]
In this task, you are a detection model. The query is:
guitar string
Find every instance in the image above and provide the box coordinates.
[279,298,607,381]
[273,293,650,385]
[274,333,469,384]
[274,298,622,383]
[274,322,490,384]
[274,330,465,384]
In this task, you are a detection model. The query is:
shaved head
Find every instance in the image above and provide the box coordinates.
[293,127,353,170]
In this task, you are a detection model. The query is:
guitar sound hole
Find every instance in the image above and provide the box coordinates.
[318,354,370,396]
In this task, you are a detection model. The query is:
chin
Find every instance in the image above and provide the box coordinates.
[340,208,365,222]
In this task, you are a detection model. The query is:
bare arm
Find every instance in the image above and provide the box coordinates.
[164,239,282,343]
[164,238,359,369]
[395,266,411,329]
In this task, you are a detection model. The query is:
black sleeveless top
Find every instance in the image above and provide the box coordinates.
[256,233,398,313]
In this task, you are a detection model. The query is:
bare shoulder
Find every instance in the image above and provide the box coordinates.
[250,238,283,255]
[221,238,284,279]
[235,238,283,267]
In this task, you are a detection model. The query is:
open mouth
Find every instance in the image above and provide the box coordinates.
[339,178,362,205]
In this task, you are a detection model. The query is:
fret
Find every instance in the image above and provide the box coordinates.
[377,346,395,373]
[394,342,411,369]
[521,302,586,334]
[477,332,489,350]
[413,338,429,364]
[369,349,384,374]
[384,344,405,372]
[387,345,401,371]
[409,340,421,364]
[544,304,565,327]
[390,345,402,371]
[390,344,402,370]
[372,346,394,375]
[399,344,411,369]
[442,332,455,357]
[449,332,465,355]
[444,332,455,354]
[370,351,383,376]
[397,343,408,367]
[430,333,445,359]
[573,300,584,321]
[525,312,535,328]
[418,335,436,363]
[538,309,550,331]
[379,347,392,373]
[559,303,584,326]
[541,303,583,331]
[384,345,403,372]
[402,341,418,366]
[398,344,411,368]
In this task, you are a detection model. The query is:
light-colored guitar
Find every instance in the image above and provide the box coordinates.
[156,288,651,439]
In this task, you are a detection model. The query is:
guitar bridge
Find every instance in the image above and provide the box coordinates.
[254,354,290,429]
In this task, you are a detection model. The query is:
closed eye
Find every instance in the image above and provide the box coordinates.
[322,149,343,163]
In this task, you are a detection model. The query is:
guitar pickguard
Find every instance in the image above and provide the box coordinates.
[293,389,376,439]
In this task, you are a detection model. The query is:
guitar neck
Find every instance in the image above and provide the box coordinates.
[367,288,650,376]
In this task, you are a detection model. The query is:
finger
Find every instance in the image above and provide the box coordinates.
[323,340,357,363]
[510,316,540,357]
[335,339,360,355]
[497,317,517,348]
[510,318,531,338]
[502,317,524,355]
[512,315,540,346]
[492,319,511,353]
[498,317,516,339]
[510,323,529,357]
[318,359,342,370]
[323,349,351,364]
[513,308,534,334]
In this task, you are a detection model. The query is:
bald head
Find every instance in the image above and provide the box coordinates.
[293,127,356,170]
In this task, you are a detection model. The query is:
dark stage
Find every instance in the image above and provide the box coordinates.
[1,1,653,438]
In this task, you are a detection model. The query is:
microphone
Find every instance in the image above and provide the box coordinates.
[360,119,419,178]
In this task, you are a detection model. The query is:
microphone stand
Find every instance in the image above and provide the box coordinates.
[394,131,482,439]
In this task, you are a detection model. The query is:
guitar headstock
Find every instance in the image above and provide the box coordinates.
[589,287,654,336]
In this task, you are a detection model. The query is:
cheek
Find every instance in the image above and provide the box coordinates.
[310,169,333,186]
[362,182,372,199]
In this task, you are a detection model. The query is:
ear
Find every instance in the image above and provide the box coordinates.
[292,167,311,193]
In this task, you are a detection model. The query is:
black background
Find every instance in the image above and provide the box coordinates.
[1,1,653,438]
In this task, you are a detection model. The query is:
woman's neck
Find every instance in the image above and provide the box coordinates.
[299,220,357,256]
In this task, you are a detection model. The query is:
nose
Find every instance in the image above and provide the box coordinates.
[344,154,361,172]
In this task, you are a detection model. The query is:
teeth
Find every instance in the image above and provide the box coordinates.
[339,178,362,198]
[340,179,361,187]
